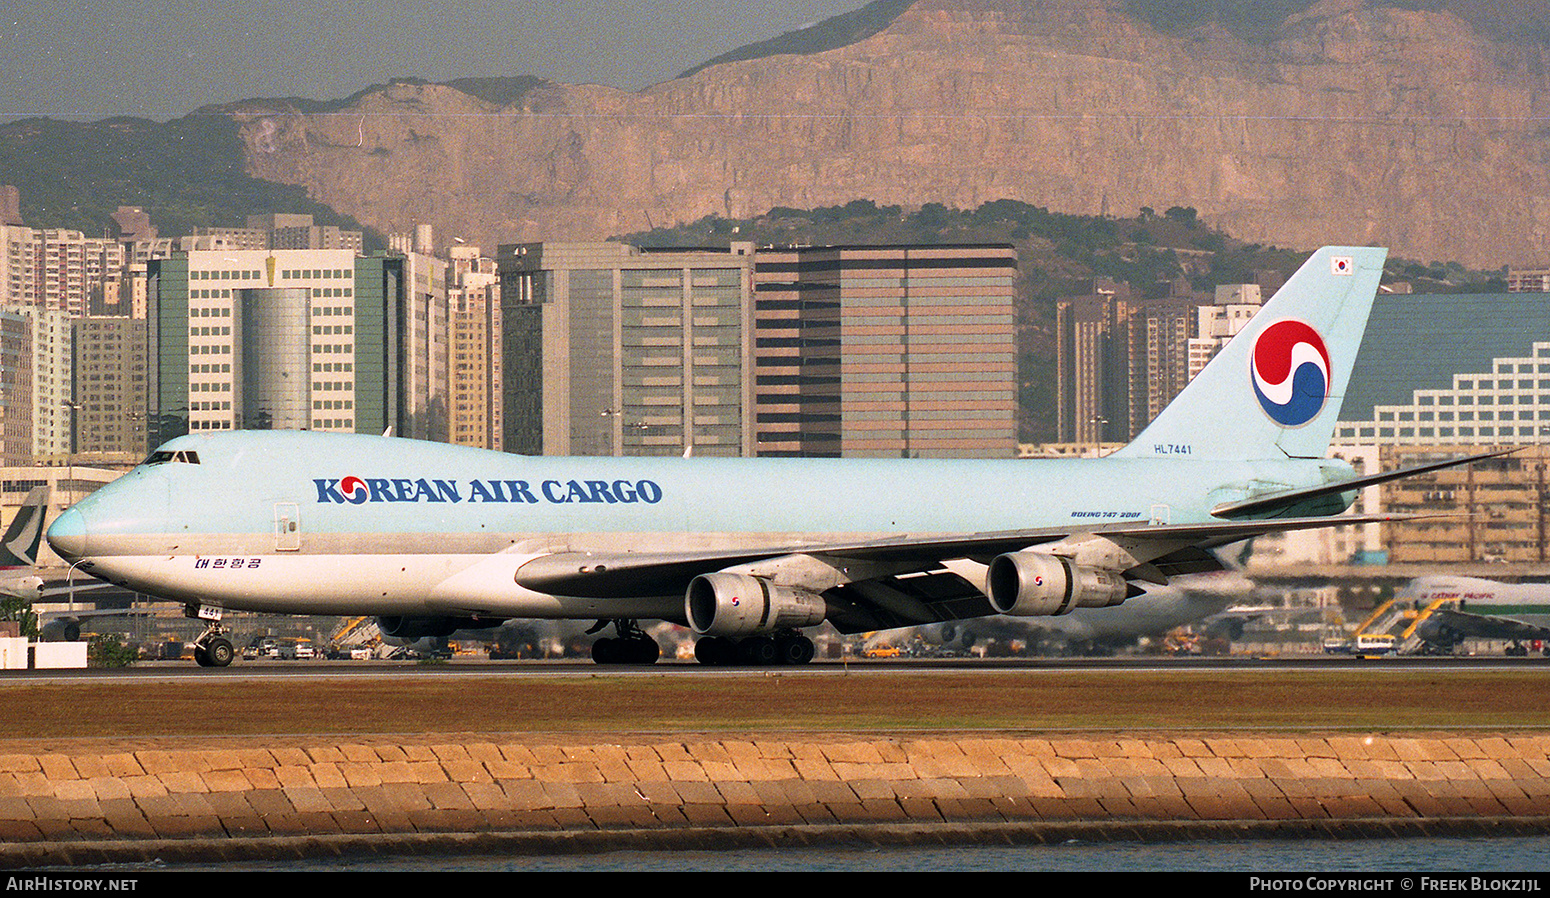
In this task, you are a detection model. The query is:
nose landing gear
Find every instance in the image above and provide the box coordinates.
[185,603,234,668]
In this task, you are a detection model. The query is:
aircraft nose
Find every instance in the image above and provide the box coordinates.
[46,507,88,560]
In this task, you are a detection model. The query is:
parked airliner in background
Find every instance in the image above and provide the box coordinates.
[46,247,1500,667]
[1405,575,1550,655]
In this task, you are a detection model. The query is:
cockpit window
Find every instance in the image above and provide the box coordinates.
[143,450,201,466]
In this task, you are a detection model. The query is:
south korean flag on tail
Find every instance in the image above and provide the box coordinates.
[1331,255,1354,275]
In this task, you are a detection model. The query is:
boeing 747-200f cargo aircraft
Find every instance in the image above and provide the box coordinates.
[45,247,1500,666]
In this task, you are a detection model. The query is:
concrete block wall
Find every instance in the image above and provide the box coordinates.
[1,732,1548,864]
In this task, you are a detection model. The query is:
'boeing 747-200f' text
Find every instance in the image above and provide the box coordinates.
[46,247,1502,667]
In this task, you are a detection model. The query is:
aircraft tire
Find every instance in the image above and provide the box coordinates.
[740,636,778,666]
[694,636,728,665]
[776,635,814,665]
[628,638,660,665]
[591,637,618,664]
[206,638,234,668]
[193,646,211,667]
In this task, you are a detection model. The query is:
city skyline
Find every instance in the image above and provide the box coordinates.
[3,0,865,123]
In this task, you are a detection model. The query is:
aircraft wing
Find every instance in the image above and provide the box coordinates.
[513,513,1403,631]
[1420,607,1550,644]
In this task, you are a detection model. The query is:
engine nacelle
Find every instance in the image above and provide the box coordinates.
[39,617,80,642]
[985,552,1129,616]
[685,572,827,637]
[376,615,496,640]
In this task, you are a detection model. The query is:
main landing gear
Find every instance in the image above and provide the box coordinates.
[587,619,661,665]
[185,603,235,668]
[694,631,815,666]
[583,621,817,666]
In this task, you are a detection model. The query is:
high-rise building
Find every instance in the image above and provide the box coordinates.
[1056,286,1133,446]
[498,242,755,457]
[0,225,38,310]
[398,252,450,444]
[3,304,71,462]
[1186,284,1263,380]
[1059,283,1262,445]
[0,187,21,228]
[0,311,30,466]
[1379,444,1550,564]
[183,228,268,252]
[448,246,501,450]
[108,207,156,244]
[188,214,365,254]
[95,262,147,318]
[147,249,442,447]
[499,241,1018,459]
[1125,297,1202,435]
[752,245,1016,458]
[34,229,125,318]
[72,316,148,464]
[1333,294,1550,447]
[1,225,124,317]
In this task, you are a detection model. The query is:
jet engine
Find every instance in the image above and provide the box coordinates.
[985,552,1130,616]
[39,617,81,642]
[685,572,826,637]
[376,615,495,640]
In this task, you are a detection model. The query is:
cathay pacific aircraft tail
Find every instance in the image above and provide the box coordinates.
[0,486,48,602]
[44,246,1502,667]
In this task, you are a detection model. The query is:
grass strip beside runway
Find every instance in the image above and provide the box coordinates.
[5,668,1548,739]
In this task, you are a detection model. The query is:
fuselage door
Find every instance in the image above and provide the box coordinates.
[1149,504,1171,526]
[275,502,301,551]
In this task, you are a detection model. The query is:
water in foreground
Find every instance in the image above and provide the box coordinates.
[117,834,1550,873]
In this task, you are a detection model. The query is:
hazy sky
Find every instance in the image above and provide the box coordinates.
[1,0,866,122]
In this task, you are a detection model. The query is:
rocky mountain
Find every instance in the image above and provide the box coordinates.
[216,0,1549,266]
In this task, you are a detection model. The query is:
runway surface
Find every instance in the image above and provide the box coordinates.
[4,657,1548,740]
[14,652,1550,678]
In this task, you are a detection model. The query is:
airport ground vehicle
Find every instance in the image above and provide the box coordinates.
[1355,633,1396,656]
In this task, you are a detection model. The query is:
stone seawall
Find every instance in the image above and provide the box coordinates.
[4,732,1550,866]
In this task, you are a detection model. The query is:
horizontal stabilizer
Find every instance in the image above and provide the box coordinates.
[1209,449,1516,520]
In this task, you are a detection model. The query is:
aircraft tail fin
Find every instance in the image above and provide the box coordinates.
[1112,246,1387,460]
[0,486,49,569]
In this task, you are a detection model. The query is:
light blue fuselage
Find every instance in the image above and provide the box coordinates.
[56,431,1351,546]
[47,430,1348,620]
